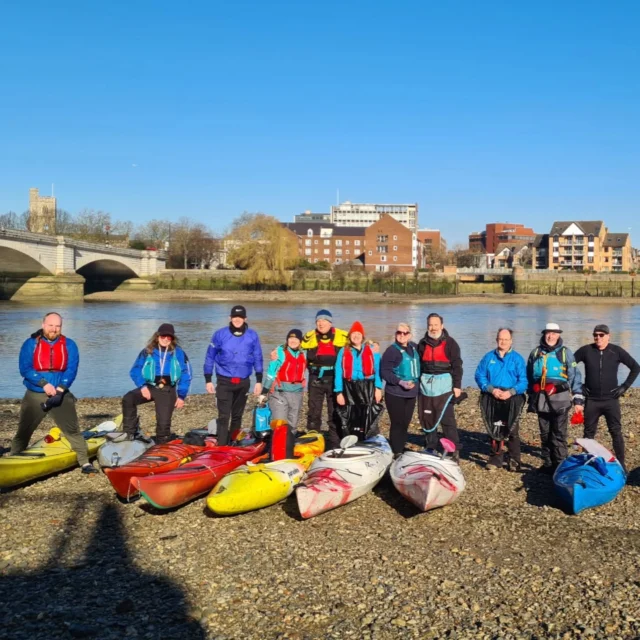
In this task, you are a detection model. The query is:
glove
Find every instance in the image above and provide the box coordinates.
[611,385,627,399]
[398,380,413,390]
[40,392,64,413]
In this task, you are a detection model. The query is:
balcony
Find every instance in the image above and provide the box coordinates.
[613,250,623,257]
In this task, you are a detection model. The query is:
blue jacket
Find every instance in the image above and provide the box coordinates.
[130,346,192,399]
[20,335,79,393]
[204,326,263,381]
[475,348,528,395]
[334,346,383,393]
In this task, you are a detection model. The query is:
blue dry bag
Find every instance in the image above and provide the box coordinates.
[254,403,272,435]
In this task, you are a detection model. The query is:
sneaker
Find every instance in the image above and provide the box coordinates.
[81,464,98,475]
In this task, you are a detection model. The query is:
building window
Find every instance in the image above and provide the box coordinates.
[377,235,388,243]
[335,250,342,256]
[368,250,372,256]
[314,249,318,254]
[380,256,387,262]
[346,240,350,245]
[393,256,397,261]
[324,249,330,255]
[553,257,559,264]
[355,240,361,246]
[314,240,318,245]
[377,245,388,253]
[345,250,350,255]
[314,259,318,263]
[335,259,342,265]
[305,249,312,256]
[307,229,313,237]
[324,239,330,246]
[305,239,311,246]
[588,235,594,242]
[393,235,397,241]
[588,256,594,263]
[335,240,342,246]
[393,246,398,251]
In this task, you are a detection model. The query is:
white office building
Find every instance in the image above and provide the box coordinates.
[330,202,418,232]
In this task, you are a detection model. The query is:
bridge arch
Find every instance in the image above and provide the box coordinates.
[76,259,139,294]
[0,245,53,277]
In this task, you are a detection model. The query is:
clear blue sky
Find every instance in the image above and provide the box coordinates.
[1,0,638,245]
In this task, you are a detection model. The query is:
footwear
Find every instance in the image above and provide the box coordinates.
[0,446,10,457]
[81,464,98,475]
[485,464,498,472]
[508,460,523,473]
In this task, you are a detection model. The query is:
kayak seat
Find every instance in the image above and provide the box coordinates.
[144,456,170,462]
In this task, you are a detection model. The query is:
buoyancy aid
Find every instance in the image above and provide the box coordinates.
[141,348,182,386]
[33,335,68,372]
[275,348,306,387]
[342,345,375,380]
[531,346,568,386]
[392,343,420,381]
[306,329,339,370]
[420,339,452,374]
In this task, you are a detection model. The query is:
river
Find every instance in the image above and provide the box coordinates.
[0,301,638,398]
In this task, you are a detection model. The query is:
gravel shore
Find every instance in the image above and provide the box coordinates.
[1,391,639,639]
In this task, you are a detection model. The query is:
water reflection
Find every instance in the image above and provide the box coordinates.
[0,301,638,398]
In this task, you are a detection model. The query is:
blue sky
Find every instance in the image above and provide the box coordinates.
[1,0,638,245]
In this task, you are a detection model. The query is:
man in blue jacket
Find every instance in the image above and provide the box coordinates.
[475,328,528,471]
[10,312,96,474]
[204,305,263,445]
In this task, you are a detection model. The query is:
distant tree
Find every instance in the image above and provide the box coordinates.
[129,239,147,250]
[0,211,25,230]
[169,217,205,269]
[54,209,75,235]
[228,213,299,285]
[133,219,173,248]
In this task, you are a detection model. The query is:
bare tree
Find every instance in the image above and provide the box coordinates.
[0,211,25,230]
[134,219,173,249]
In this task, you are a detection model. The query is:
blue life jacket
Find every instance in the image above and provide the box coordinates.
[531,346,568,383]
[142,351,182,386]
[392,343,420,381]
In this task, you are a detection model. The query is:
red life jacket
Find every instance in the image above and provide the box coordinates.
[307,329,339,370]
[342,345,375,380]
[421,339,452,373]
[33,335,68,372]
[275,348,306,387]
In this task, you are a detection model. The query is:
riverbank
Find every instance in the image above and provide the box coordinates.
[1,391,639,639]
[86,289,640,305]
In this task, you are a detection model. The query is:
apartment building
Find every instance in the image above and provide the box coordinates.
[468,222,536,254]
[531,221,633,272]
[417,229,447,267]
[364,214,417,273]
[293,210,331,223]
[330,202,418,232]
[531,234,549,270]
[283,222,365,265]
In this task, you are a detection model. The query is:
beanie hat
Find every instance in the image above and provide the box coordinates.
[286,328,303,342]
[349,321,365,337]
[315,309,333,322]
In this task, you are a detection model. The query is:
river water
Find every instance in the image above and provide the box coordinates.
[0,301,638,398]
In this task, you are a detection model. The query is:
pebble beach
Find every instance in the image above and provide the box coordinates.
[1,390,639,640]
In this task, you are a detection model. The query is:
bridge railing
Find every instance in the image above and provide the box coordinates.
[0,227,59,245]
[457,267,512,275]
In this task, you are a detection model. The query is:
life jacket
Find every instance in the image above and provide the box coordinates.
[420,339,452,374]
[531,346,568,386]
[274,347,306,388]
[342,345,375,380]
[142,348,183,386]
[33,335,68,372]
[392,343,420,381]
[307,329,339,369]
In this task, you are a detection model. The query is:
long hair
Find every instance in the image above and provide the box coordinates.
[145,332,179,354]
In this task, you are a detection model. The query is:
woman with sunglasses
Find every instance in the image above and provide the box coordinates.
[380,323,420,455]
[122,323,192,444]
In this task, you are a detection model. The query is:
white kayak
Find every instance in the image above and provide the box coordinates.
[97,433,155,468]
[390,450,465,512]
[296,435,392,519]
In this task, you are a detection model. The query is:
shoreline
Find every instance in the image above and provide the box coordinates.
[84,289,640,305]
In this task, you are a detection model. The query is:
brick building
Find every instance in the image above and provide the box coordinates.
[283,222,365,266]
[417,229,447,267]
[468,222,536,254]
[364,214,417,272]
[531,221,633,272]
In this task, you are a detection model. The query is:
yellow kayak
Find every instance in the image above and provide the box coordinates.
[0,415,122,489]
[207,431,324,515]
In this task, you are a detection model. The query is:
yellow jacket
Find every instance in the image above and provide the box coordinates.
[302,328,348,351]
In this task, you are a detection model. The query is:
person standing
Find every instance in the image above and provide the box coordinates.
[11,312,97,474]
[122,323,192,444]
[262,329,307,435]
[417,313,463,461]
[381,323,420,456]
[301,309,348,448]
[334,321,384,441]
[574,324,640,472]
[475,328,528,471]
[204,305,263,445]
[527,322,584,473]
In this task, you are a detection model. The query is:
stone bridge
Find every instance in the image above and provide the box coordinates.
[0,228,166,299]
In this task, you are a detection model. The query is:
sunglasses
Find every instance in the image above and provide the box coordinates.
[396,331,410,336]
[593,333,606,338]
[159,334,174,339]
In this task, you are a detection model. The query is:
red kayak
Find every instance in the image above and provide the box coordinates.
[132,441,266,509]
[104,440,216,500]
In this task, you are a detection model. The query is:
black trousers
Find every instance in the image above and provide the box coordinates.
[216,376,251,446]
[583,398,625,466]
[537,410,569,466]
[482,393,525,468]
[418,394,460,452]
[307,374,339,449]
[122,385,176,443]
[386,392,417,454]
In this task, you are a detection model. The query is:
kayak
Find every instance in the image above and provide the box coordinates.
[553,439,626,514]
[133,441,266,509]
[207,432,325,515]
[0,416,122,489]
[390,450,465,512]
[296,434,392,519]
[103,439,217,500]
[98,435,155,469]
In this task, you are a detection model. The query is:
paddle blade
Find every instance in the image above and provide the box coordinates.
[440,438,456,454]
[339,435,358,449]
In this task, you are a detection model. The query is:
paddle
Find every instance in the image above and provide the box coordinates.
[336,435,358,458]
[439,438,456,460]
